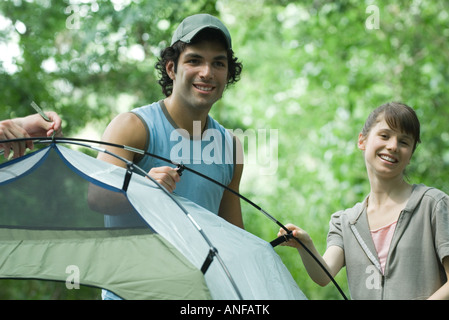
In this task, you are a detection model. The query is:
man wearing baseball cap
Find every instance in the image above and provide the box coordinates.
[96,14,244,233]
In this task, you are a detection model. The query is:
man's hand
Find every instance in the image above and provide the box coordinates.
[0,112,63,159]
[148,166,182,193]
[0,119,31,158]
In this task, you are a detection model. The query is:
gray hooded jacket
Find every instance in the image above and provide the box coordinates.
[327,184,449,299]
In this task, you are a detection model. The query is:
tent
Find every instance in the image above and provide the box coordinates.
[0,139,307,300]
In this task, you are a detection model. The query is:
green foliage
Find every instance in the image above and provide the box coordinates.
[0,279,101,300]
[1,0,449,300]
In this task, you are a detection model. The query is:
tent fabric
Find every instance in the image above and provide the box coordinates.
[0,228,211,299]
[0,143,306,300]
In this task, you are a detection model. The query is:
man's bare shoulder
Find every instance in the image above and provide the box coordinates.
[109,112,143,128]
[100,112,147,160]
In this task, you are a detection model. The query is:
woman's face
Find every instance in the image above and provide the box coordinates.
[358,116,415,180]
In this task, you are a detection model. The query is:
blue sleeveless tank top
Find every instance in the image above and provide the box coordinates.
[105,101,235,227]
[134,101,235,212]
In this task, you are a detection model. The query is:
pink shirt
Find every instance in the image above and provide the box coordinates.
[370,220,397,274]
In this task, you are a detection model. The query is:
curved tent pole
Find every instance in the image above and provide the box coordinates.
[56,139,245,300]
[1,136,348,300]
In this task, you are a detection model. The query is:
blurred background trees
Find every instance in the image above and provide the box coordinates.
[1,0,448,299]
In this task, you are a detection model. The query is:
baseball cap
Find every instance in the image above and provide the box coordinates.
[170,14,232,49]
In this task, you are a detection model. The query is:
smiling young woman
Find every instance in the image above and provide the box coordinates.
[279,102,449,300]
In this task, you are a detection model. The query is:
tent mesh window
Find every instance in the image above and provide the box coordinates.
[0,147,140,228]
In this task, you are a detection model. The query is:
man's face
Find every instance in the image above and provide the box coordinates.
[168,39,229,113]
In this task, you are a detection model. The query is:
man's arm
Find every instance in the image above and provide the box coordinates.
[96,112,146,167]
[218,135,244,229]
[97,112,180,192]
[90,112,182,215]
[89,112,147,215]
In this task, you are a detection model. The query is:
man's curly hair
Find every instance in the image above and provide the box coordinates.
[155,29,243,97]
